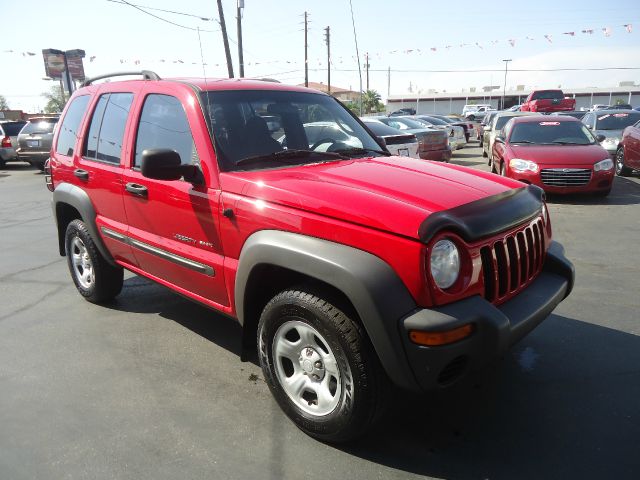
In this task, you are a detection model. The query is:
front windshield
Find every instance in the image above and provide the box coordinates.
[201,90,382,171]
[494,116,517,131]
[594,112,640,131]
[509,120,596,145]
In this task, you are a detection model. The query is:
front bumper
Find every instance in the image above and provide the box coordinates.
[511,166,613,194]
[17,151,49,166]
[399,241,574,391]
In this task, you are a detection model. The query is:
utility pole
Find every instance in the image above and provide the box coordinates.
[324,26,330,94]
[387,66,390,97]
[304,11,309,87]
[217,0,234,78]
[365,52,370,91]
[237,1,244,77]
[502,59,512,109]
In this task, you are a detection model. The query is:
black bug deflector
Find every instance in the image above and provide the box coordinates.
[418,185,545,243]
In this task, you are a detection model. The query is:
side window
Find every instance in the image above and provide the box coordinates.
[134,94,198,168]
[55,95,90,156]
[83,93,134,164]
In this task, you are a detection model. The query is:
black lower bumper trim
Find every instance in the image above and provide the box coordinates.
[398,240,574,391]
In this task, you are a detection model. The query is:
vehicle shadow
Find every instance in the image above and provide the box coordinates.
[547,175,640,206]
[340,314,640,479]
[105,276,253,363]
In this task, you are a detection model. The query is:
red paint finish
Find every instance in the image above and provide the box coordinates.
[520,90,576,113]
[51,77,558,321]
[492,116,614,195]
[620,123,640,170]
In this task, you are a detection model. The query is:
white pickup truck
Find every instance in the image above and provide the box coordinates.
[462,104,496,121]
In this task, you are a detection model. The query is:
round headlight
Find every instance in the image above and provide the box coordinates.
[430,239,460,290]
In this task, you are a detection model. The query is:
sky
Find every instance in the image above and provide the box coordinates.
[1,0,639,112]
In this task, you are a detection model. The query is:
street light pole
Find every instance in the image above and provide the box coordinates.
[502,59,512,109]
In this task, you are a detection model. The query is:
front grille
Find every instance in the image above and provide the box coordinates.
[540,168,591,187]
[480,218,545,304]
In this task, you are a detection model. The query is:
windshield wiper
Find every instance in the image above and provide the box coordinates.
[550,141,589,145]
[510,140,534,144]
[331,147,391,157]
[235,149,347,167]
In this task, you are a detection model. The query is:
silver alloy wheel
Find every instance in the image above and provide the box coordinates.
[272,320,346,416]
[70,236,95,289]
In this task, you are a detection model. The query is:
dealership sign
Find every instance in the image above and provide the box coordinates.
[42,49,86,81]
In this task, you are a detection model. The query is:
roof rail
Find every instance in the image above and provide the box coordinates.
[81,70,161,87]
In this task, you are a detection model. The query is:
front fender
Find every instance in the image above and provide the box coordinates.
[235,230,420,391]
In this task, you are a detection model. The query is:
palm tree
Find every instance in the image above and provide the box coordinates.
[362,90,383,114]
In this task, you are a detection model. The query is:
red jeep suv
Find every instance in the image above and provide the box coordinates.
[47,71,574,442]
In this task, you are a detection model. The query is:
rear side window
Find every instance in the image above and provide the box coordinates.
[134,94,198,168]
[56,95,90,156]
[83,93,133,164]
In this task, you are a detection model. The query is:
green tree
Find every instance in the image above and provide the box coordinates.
[43,85,66,113]
[362,90,384,114]
[614,98,627,106]
[0,95,9,110]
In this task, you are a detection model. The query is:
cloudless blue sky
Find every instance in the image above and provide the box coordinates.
[2,0,639,111]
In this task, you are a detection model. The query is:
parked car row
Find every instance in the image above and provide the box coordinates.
[0,115,60,170]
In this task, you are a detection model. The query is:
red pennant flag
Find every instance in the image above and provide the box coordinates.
[582,29,594,34]
[544,34,553,43]
[563,31,575,36]
[508,39,516,47]
[623,24,632,33]
[603,26,612,37]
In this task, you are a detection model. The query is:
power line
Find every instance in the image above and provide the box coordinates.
[309,66,640,73]
[106,0,215,21]
[110,0,218,32]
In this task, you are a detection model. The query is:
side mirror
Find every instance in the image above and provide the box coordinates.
[596,134,606,143]
[495,136,505,144]
[375,135,387,146]
[585,124,592,129]
[141,148,203,184]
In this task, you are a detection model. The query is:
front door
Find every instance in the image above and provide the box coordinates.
[122,89,228,308]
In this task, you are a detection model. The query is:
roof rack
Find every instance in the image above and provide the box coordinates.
[81,70,161,87]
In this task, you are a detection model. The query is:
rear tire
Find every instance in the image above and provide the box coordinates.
[615,147,632,176]
[500,162,506,176]
[65,219,123,303]
[258,288,388,442]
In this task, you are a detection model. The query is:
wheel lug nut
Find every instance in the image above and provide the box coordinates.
[314,361,322,368]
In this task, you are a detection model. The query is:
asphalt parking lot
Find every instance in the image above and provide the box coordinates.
[1,145,639,480]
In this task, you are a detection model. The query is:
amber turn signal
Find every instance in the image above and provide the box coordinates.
[409,324,474,346]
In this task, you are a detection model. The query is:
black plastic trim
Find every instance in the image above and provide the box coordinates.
[235,230,419,390]
[418,184,545,243]
[52,182,116,266]
[100,227,215,277]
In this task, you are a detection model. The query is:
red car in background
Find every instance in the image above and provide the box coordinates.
[492,116,614,196]
[615,120,640,176]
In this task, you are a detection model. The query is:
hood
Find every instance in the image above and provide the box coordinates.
[510,144,610,166]
[220,156,520,240]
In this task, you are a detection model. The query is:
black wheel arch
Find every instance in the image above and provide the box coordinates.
[235,230,420,391]
[52,182,116,266]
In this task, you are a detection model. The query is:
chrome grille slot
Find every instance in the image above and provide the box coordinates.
[480,218,546,304]
[540,168,591,187]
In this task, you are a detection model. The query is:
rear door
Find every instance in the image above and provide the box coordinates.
[627,122,640,169]
[121,84,228,308]
[74,88,138,265]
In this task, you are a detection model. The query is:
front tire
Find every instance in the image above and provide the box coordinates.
[65,219,123,303]
[258,288,388,442]
[615,147,632,176]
